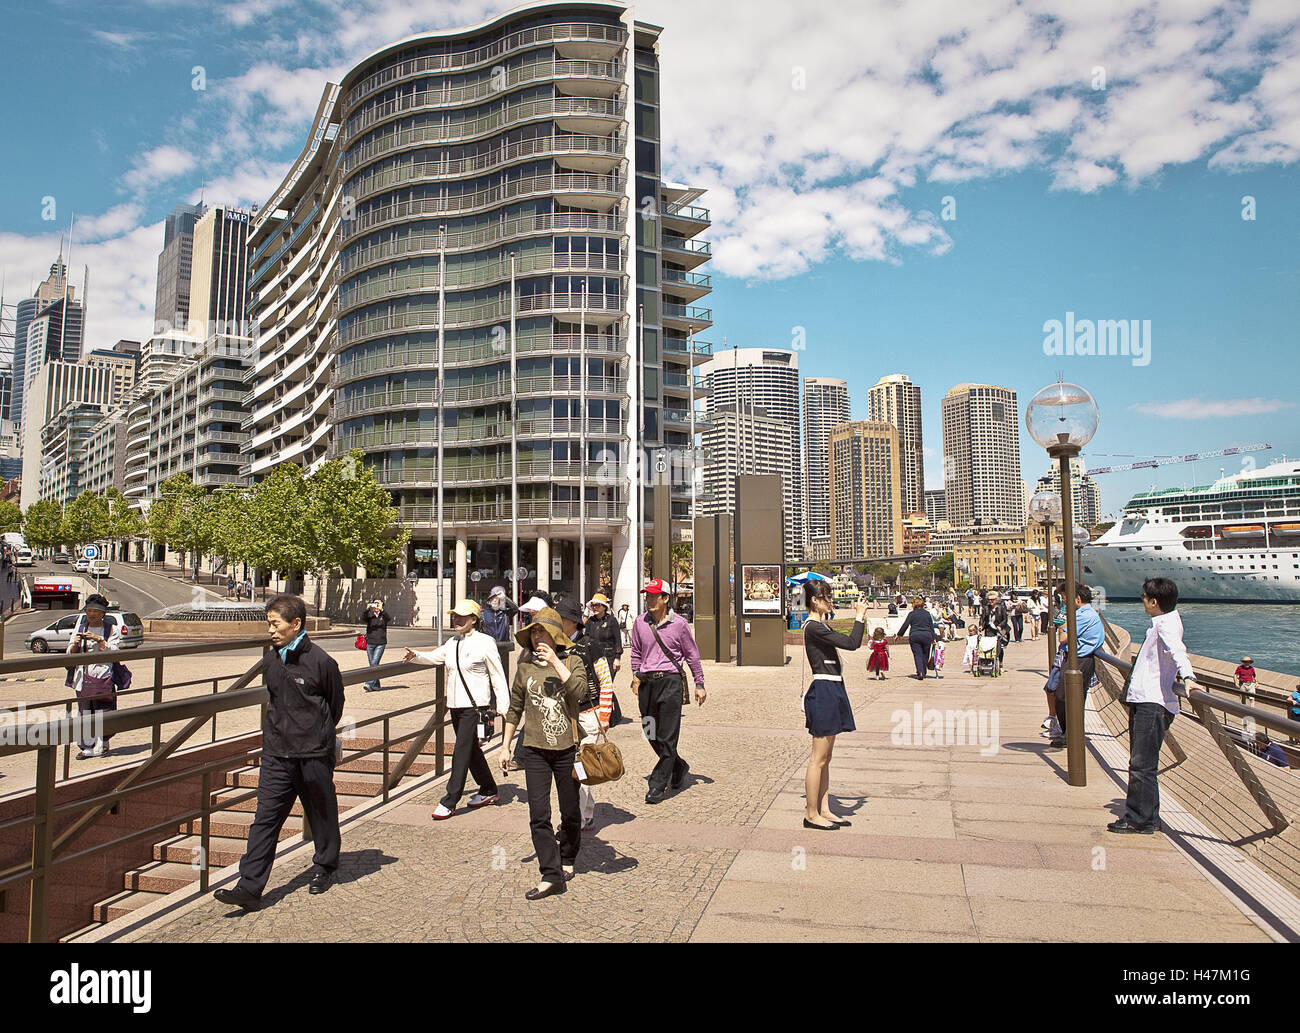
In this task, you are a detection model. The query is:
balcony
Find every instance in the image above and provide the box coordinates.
[662,303,713,332]
[661,235,711,270]
[661,203,711,238]
[395,499,624,526]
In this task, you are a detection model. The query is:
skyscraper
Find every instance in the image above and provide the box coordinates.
[154,202,205,333]
[242,4,712,605]
[1035,457,1102,528]
[10,259,82,427]
[941,383,1024,529]
[829,420,903,560]
[702,347,801,556]
[700,408,795,554]
[867,373,924,516]
[802,377,851,551]
[924,488,946,525]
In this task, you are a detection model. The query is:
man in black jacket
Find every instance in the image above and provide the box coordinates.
[215,594,345,910]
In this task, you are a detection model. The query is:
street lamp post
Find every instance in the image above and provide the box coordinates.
[1074,524,1091,585]
[1026,383,1099,788]
[1029,490,1062,673]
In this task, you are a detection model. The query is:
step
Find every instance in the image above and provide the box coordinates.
[153,834,248,868]
[60,922,105,943]
[91,888,169,924]
[334,755,438,776]
[177,810,302,841]
[224,765,420,799]
[123,861,202,895]
[211,787,374,816]
[346,735,444,756]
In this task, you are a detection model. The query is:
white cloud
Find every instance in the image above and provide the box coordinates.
[1131,398,1296,419]
[92,30,139,49]
[122,145,198,194]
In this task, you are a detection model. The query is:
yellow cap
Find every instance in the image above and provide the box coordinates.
[448,599,482,618]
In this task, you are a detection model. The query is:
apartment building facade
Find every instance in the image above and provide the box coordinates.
[829,420,903,560]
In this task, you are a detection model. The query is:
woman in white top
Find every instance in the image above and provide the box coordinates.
[1026,591,1042,640]
[67,593,124,759]
[405,599,509,820]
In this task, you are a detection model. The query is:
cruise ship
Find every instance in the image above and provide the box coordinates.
[1081,459,1300,602]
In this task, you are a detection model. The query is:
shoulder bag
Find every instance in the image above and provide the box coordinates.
[570,713,624,785]
[453,637,498,744]
[646,614,692,705]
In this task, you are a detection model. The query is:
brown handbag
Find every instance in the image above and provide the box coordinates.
[570,716,624,785]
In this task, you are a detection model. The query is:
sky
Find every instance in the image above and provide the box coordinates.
[2,0,1298,517]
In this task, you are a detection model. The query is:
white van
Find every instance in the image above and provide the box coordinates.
[14,548,33,567]
[89,558,111,578]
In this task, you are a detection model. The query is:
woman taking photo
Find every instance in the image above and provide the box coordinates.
[500,606,587,900]
[362,599,390,692]
[404,600,509,820]
[801,582,868,830]
[896,597,936,680]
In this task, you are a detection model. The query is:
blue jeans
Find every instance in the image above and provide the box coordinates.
[365,643,385,688]
[1124,702,1175,828]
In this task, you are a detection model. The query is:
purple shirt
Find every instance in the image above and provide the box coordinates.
[629,610,705,686]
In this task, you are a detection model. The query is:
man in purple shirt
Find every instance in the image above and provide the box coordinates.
[629,578,706,804]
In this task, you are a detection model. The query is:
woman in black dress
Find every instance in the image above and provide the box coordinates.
[895,597,936,680]
[801,581,868,830]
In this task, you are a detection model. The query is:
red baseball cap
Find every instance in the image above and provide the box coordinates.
[640,578,669,595]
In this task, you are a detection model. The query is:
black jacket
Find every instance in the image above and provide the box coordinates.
[567,631,603,711]
[262,635,345,758]
[897,607,935,641]
[364,609,391,645]
[584,611,623,662]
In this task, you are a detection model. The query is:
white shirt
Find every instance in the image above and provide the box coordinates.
[1127,609,1196,714]
[410,630,509,712]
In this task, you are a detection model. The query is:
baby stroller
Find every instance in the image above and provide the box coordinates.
[973,635,1001,678]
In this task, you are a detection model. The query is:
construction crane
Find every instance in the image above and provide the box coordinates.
[1087,443,1271,476]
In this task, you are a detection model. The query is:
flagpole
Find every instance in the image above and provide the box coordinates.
[436,225,445,645]
[636,302,644,607]
[688,323,696,604]
[579,279,587,605]
[510,254,519,609]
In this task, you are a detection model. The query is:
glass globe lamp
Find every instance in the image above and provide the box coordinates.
[1029,491,1062,525]
[1026,382,1099,453]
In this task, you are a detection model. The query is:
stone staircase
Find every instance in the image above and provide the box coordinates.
[64,735,450,937]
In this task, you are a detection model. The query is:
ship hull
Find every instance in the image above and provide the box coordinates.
[1082,543,1300,603]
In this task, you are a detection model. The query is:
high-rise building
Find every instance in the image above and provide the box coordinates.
[701,347,801,555]
[924,488,946,525]
[11,259,83,427]
[0,366,11,426]
[867,373,924,516]
[243,4,712,604]
[40,403,112,506]
[9,297,38,424]
[19,361,115,508]
[1035,457,1102,529]
[699,408,795,556]
[83,349,137,407]
[829,420,903,560]
[802,377,850,550]
[941,383,1024,529]
[154,202,205,334]
[188,206,251,338]
[81,409,129,497]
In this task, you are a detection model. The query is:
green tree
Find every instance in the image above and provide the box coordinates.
[247,463,313,590]
[306,452,409,577]
[61,491,112,549]
[23,500,64,551]
[0,499,21,533]
[151,474,204,571]
[104,487,143,557]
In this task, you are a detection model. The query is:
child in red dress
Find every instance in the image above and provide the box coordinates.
[867,627,889,680]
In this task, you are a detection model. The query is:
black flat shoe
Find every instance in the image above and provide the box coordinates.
[670,761,690,789]
[1107,818,1157,835]
[309,871,335,894]
[645,787,666,805]
[830,818,851,827]
[803,818,839,831]
[525,881,567,900]
[214,886,261,910]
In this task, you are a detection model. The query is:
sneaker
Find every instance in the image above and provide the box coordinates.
[431,804,455,820]
[466,792,498,809]
[75,749,93,760]
[582,815,595,830]
[1041,717,1053,729]
[90,741,107,758]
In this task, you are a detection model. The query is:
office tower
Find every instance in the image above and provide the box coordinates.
[1035,457,1101,528]
[11,259,83,426]
[242,4,712,605]
[867,373,924,516]
[802,377,851,550]
[701,347,801,555]
[154,202,205,333]
[19,361,114,508]
[699,408,796,558]
[188,206,250,337]
[0,366,11,425]
[924,488,946,525]
[830,420,903,560]
[941,383,1024,529]
[83,350,137,407]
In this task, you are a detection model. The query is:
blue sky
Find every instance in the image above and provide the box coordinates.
[3,0,1299,516]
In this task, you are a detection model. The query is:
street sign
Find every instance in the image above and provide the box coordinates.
[83,545,99,560]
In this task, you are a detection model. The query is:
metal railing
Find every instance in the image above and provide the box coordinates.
[0,634,457,942]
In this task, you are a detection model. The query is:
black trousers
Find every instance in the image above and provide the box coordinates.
[1053,653,1097,738]
[443,706,497,809]
[638,674,686,792]
[909,637,932,679]
[520,744,580,883]
[237,753,340,898]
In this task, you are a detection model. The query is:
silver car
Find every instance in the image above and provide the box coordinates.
[26,611,144,653]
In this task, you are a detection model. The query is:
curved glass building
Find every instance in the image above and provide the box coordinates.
[245,1,712,605]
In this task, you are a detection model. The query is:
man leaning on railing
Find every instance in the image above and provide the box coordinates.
[1107,577,1199,836]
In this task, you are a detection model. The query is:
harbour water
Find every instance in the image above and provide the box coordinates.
[1100,602,1300,679]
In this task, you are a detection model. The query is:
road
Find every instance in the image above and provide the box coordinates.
[2,561,227,656]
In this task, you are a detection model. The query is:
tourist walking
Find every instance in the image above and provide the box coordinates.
[361,599,390,692]
[499,606,587,900]
[67,593,124,759]
[1008,591,1025,643]
[981,590,1011,666]
[556,597,614,829]
[1108,577,1199,833]
[583,592,623,724]
[895,597,936,680]
[629,578,706,804]
[1047,585,1105,749]
[215,594,344,909]
[1235,656,1258,734]
[404,599,509,820]
[801,583,867,829]
[1027,590,1042,641]
[618,602,633,645]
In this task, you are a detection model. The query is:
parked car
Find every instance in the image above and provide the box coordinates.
[52,553,70,564]
[13,548,33,567]
[89,559,111,578]
[26,610,143,653]
[72,557,90,573]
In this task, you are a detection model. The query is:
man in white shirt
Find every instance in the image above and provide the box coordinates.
[1109,577,1199,835]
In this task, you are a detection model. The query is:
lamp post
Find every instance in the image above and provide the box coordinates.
[1074,524,1091,585]
[1026,383,1099,787]
[1029,490,1062,672]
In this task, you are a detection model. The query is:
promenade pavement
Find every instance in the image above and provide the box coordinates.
[97,625,1270,943]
